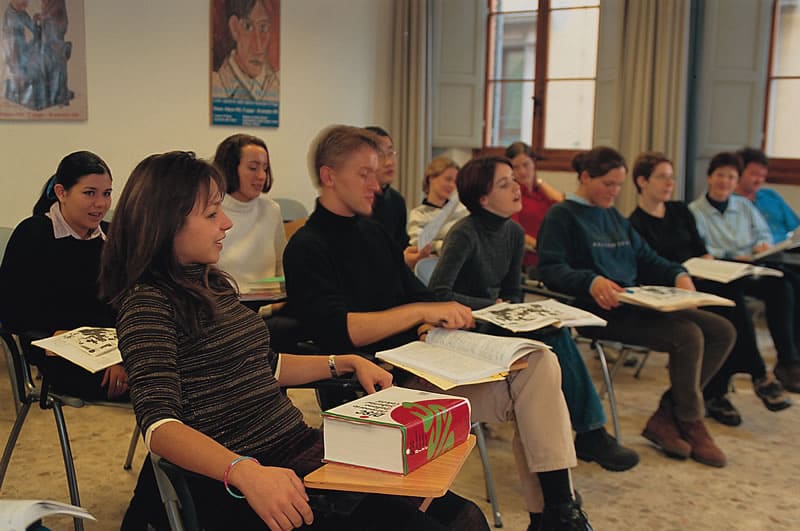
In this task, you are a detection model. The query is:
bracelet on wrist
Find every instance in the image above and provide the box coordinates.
[223,455,259,499]
[328,354,338,378]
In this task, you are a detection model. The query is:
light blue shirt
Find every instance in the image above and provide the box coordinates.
[751,188,799,243]
[689,194,773,259]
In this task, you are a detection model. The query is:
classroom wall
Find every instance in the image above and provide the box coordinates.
[0,0,394,229]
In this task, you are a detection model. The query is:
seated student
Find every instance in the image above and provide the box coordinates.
[284,125,591,531]
[100,151,488,531]
[735,147,799,244]
[537,147,735,468]
[212,133,298,352]
[689,151,800,393]
[0,151,128,401]
[366,126,430,269]
[406,156,468,255]
[505,142,564,276]
[628,152,791,425]
[427,156,638,472]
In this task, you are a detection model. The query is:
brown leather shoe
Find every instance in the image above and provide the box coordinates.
[774,363,800,393]
[678,419,727,468]
[641,404,691,459]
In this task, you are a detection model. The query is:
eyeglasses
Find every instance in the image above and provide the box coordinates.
[384,150,399,159]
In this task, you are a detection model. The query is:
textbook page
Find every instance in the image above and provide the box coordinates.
[426,328,549,367]
[751,230,800,261]
[682,257,783,283]
[472,300,607,332]
[0,500,95,531]
[618,286,735,312]
[417,196,459,250]
[32,327,121,373]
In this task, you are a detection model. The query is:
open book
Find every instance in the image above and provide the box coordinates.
[32,327,121,373]
[682,257,783,284]
[472,299,607,332]
[618,286,735,312]
[376,328,551,390]
[0,500,95,531]
[751,230,800,261]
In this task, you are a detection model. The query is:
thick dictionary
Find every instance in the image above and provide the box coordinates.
[322,386,471,475]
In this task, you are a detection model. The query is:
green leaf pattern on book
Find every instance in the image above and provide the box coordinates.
[402,402,456,460]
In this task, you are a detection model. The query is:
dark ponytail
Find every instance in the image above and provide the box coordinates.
[33,151,112,216]
[571,147,626,180]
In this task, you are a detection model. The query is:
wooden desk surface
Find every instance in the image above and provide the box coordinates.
[304,435,476,499]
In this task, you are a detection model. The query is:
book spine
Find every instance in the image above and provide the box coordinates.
[401,398,471,474]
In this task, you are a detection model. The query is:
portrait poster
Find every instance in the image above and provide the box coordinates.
[0,0,87,121]
[210,0,280,128]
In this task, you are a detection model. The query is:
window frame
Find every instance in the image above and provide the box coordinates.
[762,0,800,185]
[481,0,599,171]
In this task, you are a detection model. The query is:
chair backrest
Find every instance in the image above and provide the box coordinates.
[0,329,36,406]
[414,256,439,287]
[274,198,308,222]
[152,454,201,531]
[0,226,13,263]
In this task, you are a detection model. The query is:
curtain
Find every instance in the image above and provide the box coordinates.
[389,0,431,208]
[614,0,690,214]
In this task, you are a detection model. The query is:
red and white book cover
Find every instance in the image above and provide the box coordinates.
[322,386,471,475]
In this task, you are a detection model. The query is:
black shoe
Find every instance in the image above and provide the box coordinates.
[575,427,639,472]
[705,396,742,426]
[540,500,593,531]
[774,363,800,393]
[753,376,793,411]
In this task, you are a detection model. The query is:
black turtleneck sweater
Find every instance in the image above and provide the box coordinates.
[428,209,525,310]
[283,201,435,354]
[371,185,410,248]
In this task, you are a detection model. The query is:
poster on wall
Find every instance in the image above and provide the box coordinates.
[0,0,87,121]
[210,0,280,128]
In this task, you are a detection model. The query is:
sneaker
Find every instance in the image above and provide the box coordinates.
[540,500,593,531]
[774,363,800,393]
[575,428,639,472]
[677,419,727,468]
[753,376,793,411]
[705,396,742,426]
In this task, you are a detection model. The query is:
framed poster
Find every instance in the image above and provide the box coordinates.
[0,0,87,121]
[210,0,280,128]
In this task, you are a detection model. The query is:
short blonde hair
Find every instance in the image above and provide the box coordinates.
[423,156,460,194]
[307,125,382,189]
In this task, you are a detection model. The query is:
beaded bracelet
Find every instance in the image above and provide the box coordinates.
[223,455,259,499]
[328,354,338,378]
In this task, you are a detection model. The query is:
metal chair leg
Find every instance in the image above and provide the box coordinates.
[52,401,84,531]
[594,343,621,443]
[472,422,502,528]
[124,424,141,470]
[634,350,652,379]
[0,401,31,488]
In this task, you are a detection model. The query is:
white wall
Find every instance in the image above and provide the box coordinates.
[0,0,394,228]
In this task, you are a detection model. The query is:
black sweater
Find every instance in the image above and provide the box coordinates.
[0,215,115,336]
[628,201,708,263]
[283,201,434,354]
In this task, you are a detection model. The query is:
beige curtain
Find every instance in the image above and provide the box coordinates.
[389,0,431,208]
[614,0,690,214]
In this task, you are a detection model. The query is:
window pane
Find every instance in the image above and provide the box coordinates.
[487,81,535,146]
[551,0,599,8]
[544,80,595,149]
[766,79,800,158]
[548,8,599,79]
[491,0,538,13]
[488,12,537,81]
[772,1,800,77]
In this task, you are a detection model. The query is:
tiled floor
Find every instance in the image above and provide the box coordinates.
[1,333,798,530]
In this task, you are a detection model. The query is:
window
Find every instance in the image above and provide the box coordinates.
[764,0,800,184]
[483,0,599,170]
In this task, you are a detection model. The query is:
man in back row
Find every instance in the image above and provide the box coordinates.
[283,125,591,531]
[734,147,799,244]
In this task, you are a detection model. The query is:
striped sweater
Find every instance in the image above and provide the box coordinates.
[116,270,309,456]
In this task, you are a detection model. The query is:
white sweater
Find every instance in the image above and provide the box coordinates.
[407,199,469,254]
[218,194,286,290]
